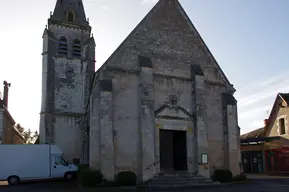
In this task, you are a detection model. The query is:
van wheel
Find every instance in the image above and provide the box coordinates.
[7,176,20,185]
[64,172,74,181]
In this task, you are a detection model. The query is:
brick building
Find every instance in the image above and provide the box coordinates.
[40,0,241,182]
[0,81,24,144]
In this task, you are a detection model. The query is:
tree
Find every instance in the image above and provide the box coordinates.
[15,124,39,144]
[15,123,24,134]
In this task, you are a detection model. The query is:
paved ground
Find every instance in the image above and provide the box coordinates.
[1,175,289,192]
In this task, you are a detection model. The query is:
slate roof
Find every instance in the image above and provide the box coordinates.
[50,0,88,26]
[241,127,265,140]
[279,93,289,105]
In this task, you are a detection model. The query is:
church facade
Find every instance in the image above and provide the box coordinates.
[40,0,242,182]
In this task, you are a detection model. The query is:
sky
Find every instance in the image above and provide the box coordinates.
[1,0,289,134]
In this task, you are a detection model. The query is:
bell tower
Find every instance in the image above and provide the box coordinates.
[39,0,95,163]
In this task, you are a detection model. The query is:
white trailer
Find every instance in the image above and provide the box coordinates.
[0,144,78,185]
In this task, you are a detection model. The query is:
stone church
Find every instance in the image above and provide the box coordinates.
[40,0,242,182]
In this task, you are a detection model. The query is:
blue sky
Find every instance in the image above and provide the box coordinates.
[0,0,288,134]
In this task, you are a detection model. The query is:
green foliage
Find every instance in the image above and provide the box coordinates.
[212,169,233,183]
[115,171,137,186]
[78,165,103,187]
[15,124,38,144]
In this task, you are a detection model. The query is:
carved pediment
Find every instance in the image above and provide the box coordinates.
[155,104,193,120]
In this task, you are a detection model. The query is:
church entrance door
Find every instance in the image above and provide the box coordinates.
[159,129,187,172]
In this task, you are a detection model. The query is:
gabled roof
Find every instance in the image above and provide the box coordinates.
[96,0,232,86]
[241,127,264,140]
[241,93,289,140]
[263,93,289,136]
[279,93,289,105]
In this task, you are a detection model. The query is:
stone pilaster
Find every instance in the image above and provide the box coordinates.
[99,80,114,180]
[138,56,156,182]
[89,80,115,180]
[191,65,210,178]
[89,81,101,170]
[223,93,241,175]
[186,121,194,173]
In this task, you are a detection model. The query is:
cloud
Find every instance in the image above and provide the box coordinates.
[141,0,158,5]
[236,71,289,134]
[100,5,110,11]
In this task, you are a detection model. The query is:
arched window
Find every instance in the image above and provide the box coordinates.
[59,37,68,56]
[72,39,81,58]
[67,11,74,22]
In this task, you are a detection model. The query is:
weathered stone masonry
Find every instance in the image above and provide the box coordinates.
[88,0,241,181]
[39,0,95,163]
[40,0,242,181]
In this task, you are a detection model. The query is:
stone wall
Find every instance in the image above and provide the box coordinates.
[40,21,94,162]
[269,107,289,138]
[111,72,140,175]
[53,116,82,161]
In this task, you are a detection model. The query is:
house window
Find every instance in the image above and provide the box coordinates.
[59,37,68,56]
[72,39,81,58]
[279,118,286,135]
[67,11,74,22]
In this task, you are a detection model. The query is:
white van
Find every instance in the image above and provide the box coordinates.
[0,144,78,185]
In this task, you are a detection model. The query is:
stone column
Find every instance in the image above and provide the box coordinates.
[138,56,156,182]
[191,65,210,178]
[89,80,115,181]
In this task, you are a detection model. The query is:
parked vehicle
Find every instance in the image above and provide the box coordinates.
[0,144,78,185]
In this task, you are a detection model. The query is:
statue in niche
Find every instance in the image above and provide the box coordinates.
[168,94,178,109]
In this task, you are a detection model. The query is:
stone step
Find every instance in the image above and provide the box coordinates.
[150,177,213,181]
[153,176,210,180]
[147,173,220,190]
[149,181,218,186]
[149,179,214,185]
[148,182,220,190]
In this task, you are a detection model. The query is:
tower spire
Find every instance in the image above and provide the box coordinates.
[50,0,88,26]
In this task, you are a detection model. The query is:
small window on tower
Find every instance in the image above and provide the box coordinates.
[59,37,68,56]
[72,39,81,58]
[67,11,74,22]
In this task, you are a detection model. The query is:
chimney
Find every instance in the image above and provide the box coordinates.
[3,81,11,109]
[264,119,269,127]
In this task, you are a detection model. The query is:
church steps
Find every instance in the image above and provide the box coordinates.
[147,172,220,190]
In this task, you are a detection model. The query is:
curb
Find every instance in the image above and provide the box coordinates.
[78,185,140,191]
[78,180,248,191]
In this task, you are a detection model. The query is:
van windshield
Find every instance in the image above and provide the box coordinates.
[62,156,70,164]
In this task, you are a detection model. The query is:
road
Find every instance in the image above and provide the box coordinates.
[1,175,289,192]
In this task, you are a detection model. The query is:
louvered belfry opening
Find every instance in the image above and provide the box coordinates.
[59,37,68,56]
[73,39,81,58]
